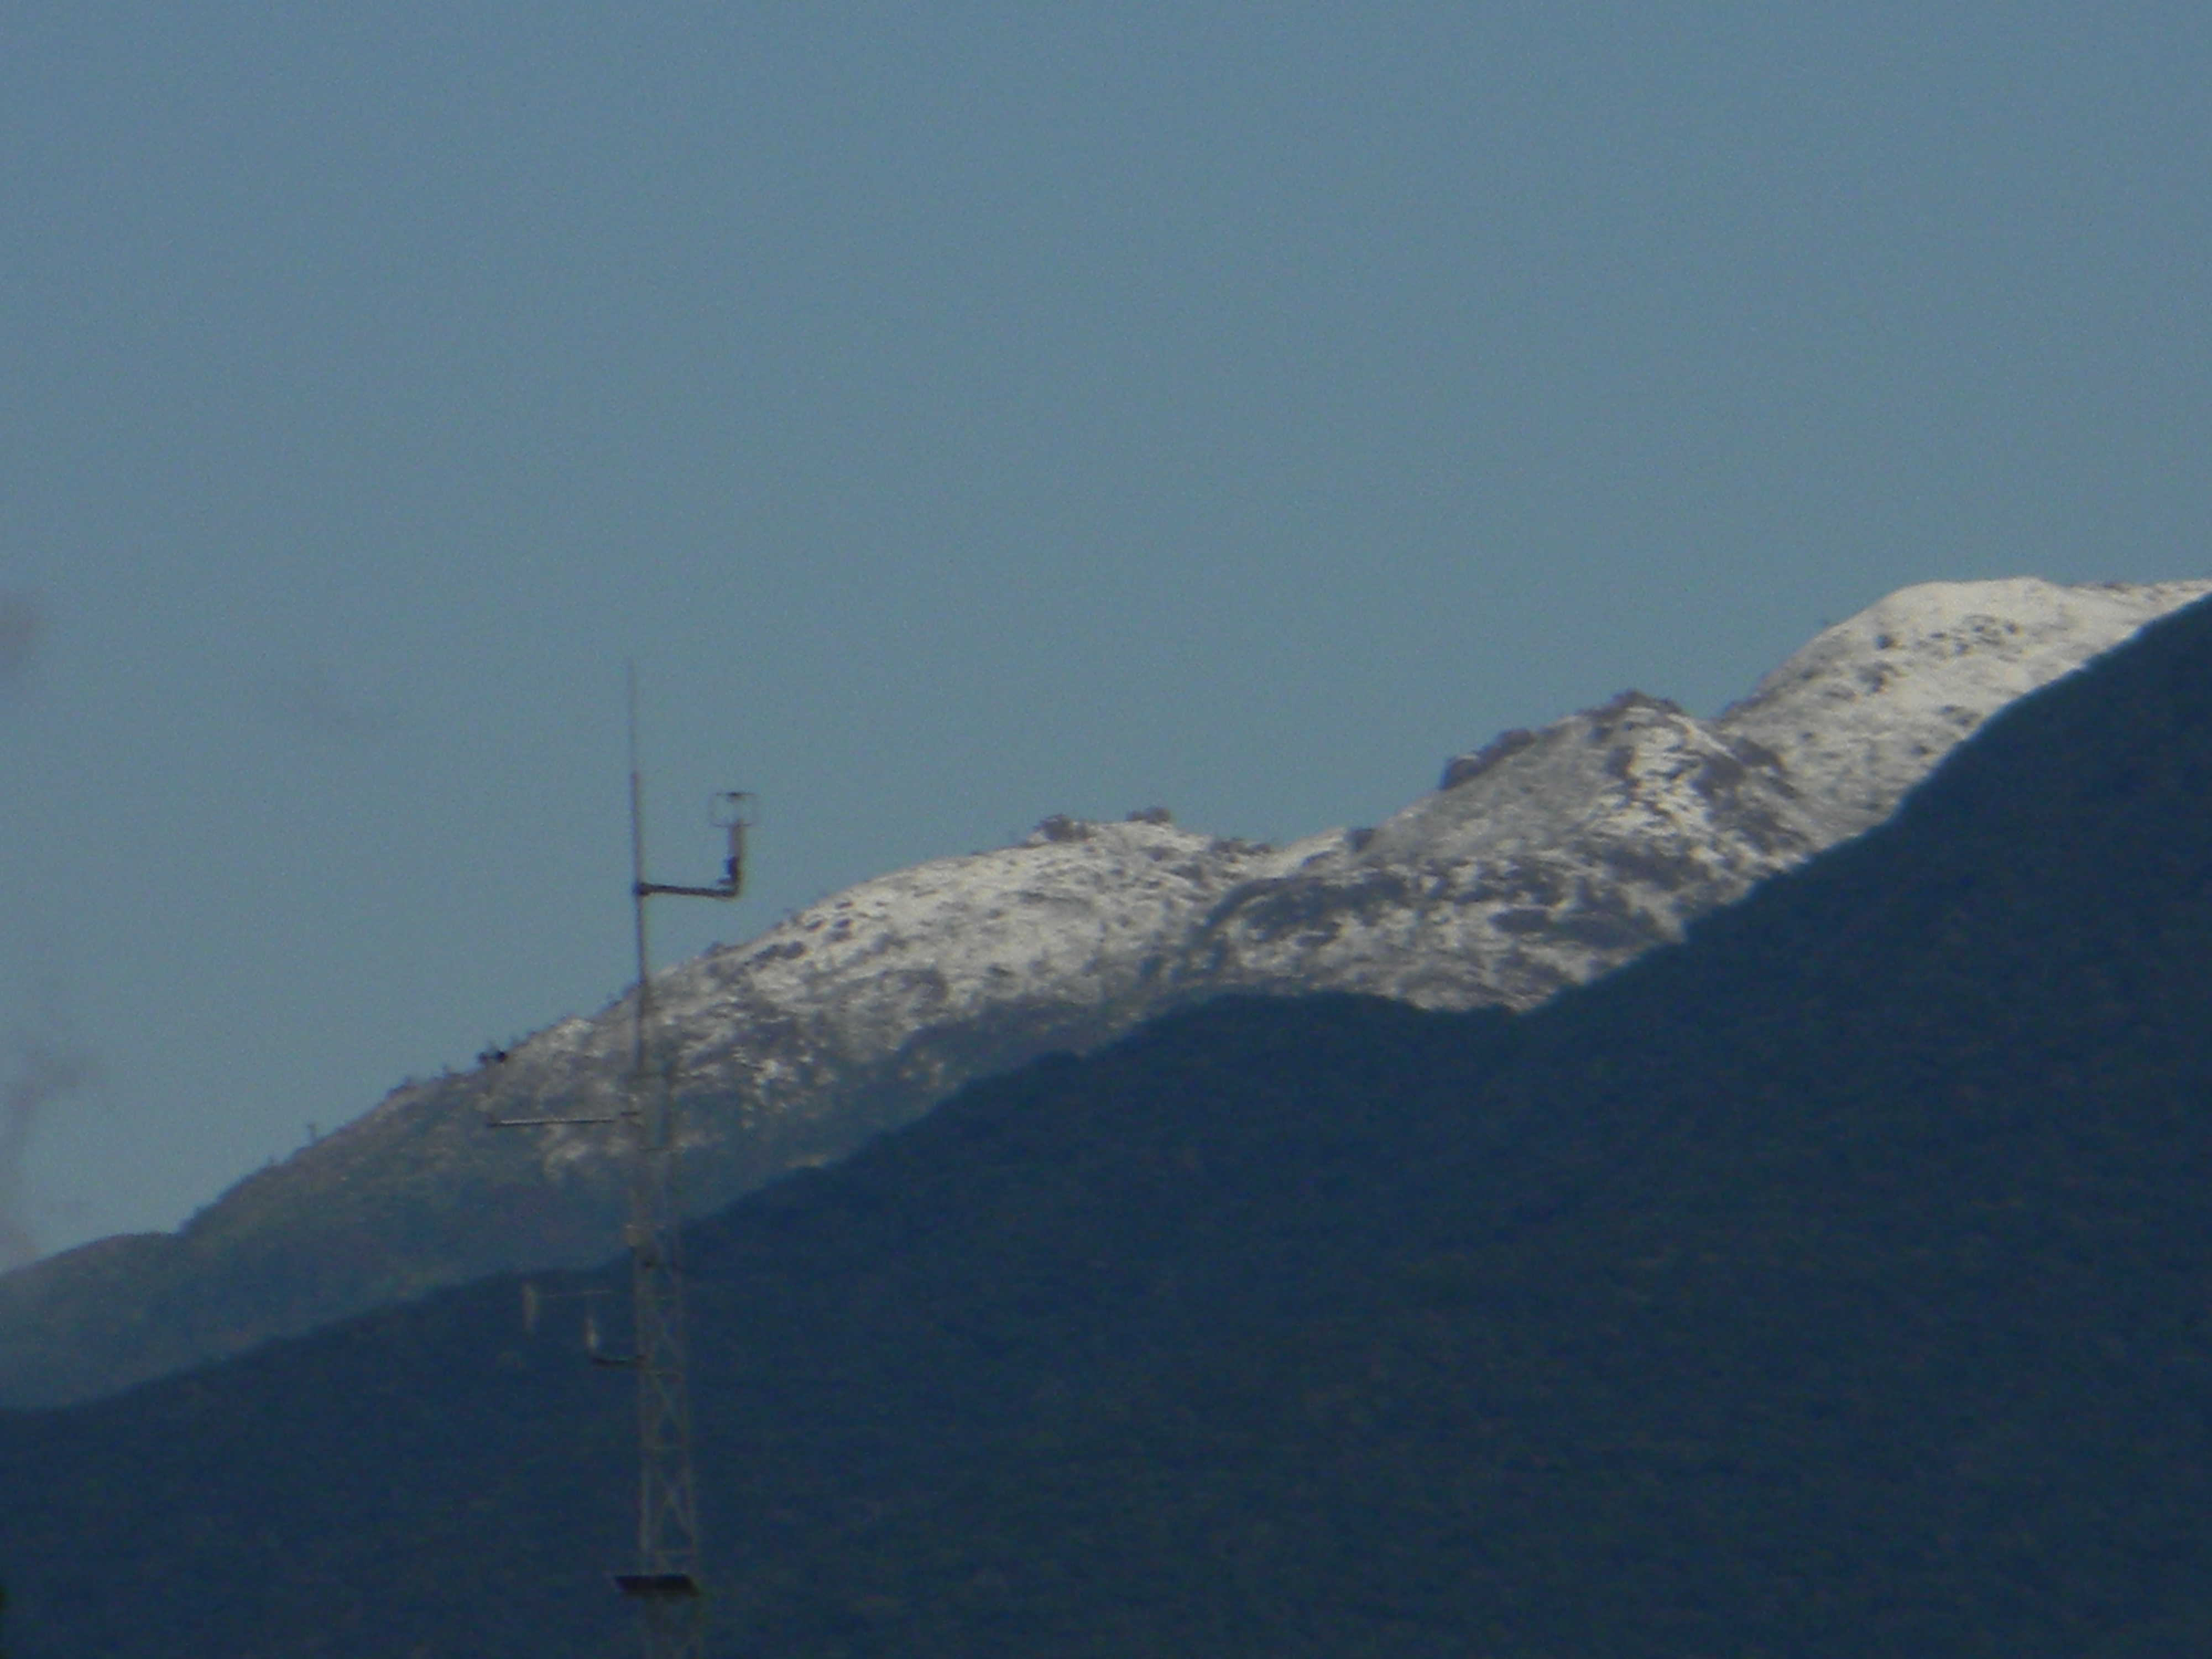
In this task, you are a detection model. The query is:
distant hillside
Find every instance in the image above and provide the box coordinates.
[3,576,2202,1411]
[2,592,2211,1653]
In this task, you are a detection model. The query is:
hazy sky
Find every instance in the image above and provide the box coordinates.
[3,4,2208,1258]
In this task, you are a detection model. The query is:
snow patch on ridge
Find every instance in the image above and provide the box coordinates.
[1170,578,2212,1011]
[1722,578,2212,837]
[10,576,2207,1413]
[477,817,1314,1188]
[494,577,2212,1161]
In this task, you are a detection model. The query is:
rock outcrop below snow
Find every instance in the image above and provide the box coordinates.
[2,577,2205,1406]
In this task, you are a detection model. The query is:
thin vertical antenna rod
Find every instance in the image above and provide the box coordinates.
[627,664,654,1081]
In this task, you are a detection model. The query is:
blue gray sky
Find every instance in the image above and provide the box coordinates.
[3,4,2208,1258]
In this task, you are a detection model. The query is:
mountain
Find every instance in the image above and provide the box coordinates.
[3,586,2211,1655]
[1,577,2204,1408]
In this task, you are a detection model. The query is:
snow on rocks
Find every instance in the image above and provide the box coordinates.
[1171,691,1827,1010]
[473,816,1310,1202]
[490,578,2212,1176]
[8,576,2205,1408]
[1175,578,2212,1011]
[1720,578,2212,838]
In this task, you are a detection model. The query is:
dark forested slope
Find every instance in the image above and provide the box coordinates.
[4,596,2212,1656]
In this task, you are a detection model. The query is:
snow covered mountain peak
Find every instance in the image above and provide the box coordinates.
[357,576,2212,1165]
[1721,577,2212,837]
[1174,578,2212,1014]
[4,576,2206,1407]
[505,578,2212,1123]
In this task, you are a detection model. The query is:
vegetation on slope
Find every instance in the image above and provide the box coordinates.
[2,598,2212,1655]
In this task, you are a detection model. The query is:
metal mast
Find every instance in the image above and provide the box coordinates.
[615,672,752,1659]
[487,671,747,1657]
[610,668,748,1659]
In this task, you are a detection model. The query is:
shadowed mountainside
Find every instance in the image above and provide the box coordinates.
[1,577,2203,1410]
[2,592,2211,1652]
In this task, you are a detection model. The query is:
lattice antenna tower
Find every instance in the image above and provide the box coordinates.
[493,665,748,1659]
[617,665,748,1659]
